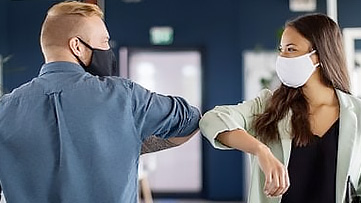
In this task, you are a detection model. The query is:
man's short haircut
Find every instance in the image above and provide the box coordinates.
[40,1,103,53]
[47,1,103,19]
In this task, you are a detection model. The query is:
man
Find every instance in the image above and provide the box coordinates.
[0,1,200,203]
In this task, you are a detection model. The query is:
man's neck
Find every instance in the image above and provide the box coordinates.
[43,47,79,64]
[45,57,78,64]
[44,53,79,64]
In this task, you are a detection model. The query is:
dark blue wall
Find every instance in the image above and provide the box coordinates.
[4,0,60,93]
[2,0,361,201]
[0,0,8,56]
[0,0,9,94]
[339,0,361,27]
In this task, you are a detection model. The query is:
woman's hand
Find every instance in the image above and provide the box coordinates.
[215,130,290,197]
[255,145,290,197]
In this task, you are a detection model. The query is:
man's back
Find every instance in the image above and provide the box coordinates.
[0,62,200,202]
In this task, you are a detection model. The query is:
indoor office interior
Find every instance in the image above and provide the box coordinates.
[1,0,361,202]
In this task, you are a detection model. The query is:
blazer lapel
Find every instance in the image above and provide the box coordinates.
[335,90,357,203]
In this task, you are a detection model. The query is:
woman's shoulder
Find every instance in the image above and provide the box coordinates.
[258,89,273,99]
[248,89,273,106]
[234,89,273,114]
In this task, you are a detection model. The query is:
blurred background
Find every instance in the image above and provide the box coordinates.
[1,0,361,202]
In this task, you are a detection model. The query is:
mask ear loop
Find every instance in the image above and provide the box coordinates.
[308,49,320,68]
[72,37,91,68]
[309,49,317,55]
[77,37,94,50]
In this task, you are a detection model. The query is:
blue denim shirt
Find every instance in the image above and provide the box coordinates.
[0,62,200,203]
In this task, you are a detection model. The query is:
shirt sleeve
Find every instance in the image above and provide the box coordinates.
[130,81,201,141]
[199,89,272,150]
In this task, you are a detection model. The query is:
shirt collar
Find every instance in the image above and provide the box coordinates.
[39,61,86,77]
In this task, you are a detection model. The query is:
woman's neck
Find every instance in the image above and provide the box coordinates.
[302,71,338,108]
[304,86,337,107]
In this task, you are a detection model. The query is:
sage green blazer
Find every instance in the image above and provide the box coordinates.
[199,89,361,203]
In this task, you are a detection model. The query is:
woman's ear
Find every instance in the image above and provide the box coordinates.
[311,51,320,66]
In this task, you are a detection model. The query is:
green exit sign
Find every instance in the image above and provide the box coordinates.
[150,26,174,45]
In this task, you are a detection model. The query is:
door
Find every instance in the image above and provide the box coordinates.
[119,48,202,193]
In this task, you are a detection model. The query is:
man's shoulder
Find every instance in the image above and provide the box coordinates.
[98,76,152,95]
[0,78,40,103]
[0,75,141,105]
[101,76,134,89]
[85,76,137,95]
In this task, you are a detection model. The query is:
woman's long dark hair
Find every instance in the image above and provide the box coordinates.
[253,14,350,146]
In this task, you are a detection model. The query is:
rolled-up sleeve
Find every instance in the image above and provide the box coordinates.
[130,81,201,141]
[199,89,272,150]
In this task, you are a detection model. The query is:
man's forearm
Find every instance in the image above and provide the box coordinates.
[141,129,198,154]
[141,136,178,154]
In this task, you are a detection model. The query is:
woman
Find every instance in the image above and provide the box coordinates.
[200,13,361,203]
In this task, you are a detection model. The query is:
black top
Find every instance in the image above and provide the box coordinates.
[281,119,339,203]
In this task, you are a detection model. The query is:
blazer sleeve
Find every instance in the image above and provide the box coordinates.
[199,89,272,150]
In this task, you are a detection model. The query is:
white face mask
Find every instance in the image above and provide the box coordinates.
[275,50,319,88]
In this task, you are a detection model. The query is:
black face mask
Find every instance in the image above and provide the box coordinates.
[75,37,117,76]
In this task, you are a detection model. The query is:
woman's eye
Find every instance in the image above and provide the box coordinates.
[287,47,297,52]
